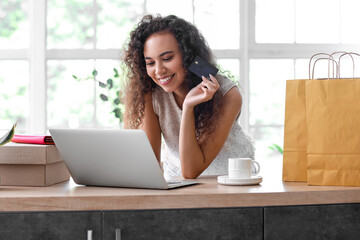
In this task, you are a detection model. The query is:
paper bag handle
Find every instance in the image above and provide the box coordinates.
[311,57,338,79]
[337,52,360,79]
[309,53,337,79]
[309,51,360,79]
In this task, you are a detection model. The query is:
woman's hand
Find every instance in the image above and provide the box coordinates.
[179,84,243,179]
[183,74,220,109]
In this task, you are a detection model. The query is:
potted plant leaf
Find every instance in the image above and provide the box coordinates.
[0,123,17,146]
[73,67,126,126]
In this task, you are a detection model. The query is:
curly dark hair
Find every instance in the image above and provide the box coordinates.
[123,14,223,142]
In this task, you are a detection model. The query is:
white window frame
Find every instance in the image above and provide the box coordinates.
[29,0,46,134]
[2,0,360,135]
[246,0,360,135]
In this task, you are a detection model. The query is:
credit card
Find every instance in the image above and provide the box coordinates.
[188,56,218,80]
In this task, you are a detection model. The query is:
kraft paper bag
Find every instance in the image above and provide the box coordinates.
[306,78,360,186]
[282,79,307,182]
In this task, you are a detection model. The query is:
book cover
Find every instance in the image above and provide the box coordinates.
[11,135,54,145]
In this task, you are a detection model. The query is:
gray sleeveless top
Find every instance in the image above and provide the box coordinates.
[152,75,255,178]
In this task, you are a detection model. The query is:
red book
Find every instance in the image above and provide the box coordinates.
[11,135,55,145]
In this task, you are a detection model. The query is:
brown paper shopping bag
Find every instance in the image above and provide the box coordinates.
[282,79,307,181]
[305,52,360,186]
[282,52,347,183]
[306,77,360,186]
[282,53,334,182]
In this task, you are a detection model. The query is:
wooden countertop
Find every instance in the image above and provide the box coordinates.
[1,172,360,212]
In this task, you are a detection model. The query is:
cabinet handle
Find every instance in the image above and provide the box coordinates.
[87,229,93,240]
[115,228,121,240]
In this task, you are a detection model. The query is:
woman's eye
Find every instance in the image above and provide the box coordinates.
[146,62,155,66]
[163,56,173,61]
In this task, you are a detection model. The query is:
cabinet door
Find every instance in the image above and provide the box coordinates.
[103,207,263,240]
[264,203,360,240]
[0,211,102,240]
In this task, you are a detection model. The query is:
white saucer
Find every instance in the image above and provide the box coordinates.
[217,175,263,186]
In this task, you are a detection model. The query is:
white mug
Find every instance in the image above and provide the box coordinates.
[228,158,260,179]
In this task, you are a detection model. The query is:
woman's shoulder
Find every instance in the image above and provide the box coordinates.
[216,74,239,97]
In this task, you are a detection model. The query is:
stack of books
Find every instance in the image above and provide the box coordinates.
[0,135,70,186]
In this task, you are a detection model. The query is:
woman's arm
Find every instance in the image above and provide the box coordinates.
[179,76,242,178]
[139,92,162,163]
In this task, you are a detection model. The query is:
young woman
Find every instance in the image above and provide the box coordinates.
[124,15,254,179]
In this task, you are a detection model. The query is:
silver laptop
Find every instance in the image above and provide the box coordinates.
[49,129,199,189]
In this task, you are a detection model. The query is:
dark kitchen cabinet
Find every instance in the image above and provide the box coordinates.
[1,203,359,240]
[102,207,263,240]
[0,211,101,240]
[264,203,360,240]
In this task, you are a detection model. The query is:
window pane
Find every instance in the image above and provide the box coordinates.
[296,0,340,43]
[295,59,310,79]
[217,59,240,83]
[296,58,335,80]
[47,60,95,129]
[249,126,283,180]
[146,0,193,22]
[341,0,360,43]
[97,0,144,49]
[255,0,294,43]
[337,55,360,78]
[94,60,124,128]
[0,61,29,133]
[47,0,95,49]
[0,0,29,49]
[249,59,293,126]
[194,0,240,49]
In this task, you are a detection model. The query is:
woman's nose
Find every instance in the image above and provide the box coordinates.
[155,62,166,75]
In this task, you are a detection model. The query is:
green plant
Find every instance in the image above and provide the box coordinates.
[268,143,283,155]
[0,0,26,38]
[217,65,239,85]
[0,123,16,146]
[72,67,125,124]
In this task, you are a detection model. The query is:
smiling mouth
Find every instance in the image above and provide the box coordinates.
[158,74,175,84]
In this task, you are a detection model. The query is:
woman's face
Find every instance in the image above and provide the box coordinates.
[143,32,187,94]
